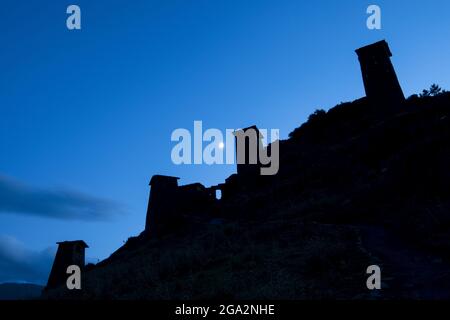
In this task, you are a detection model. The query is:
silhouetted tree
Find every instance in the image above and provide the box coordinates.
[308,109,327,123]
[288,109,327,139]
[420,84,446,97]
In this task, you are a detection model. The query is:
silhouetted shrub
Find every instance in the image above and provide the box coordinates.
[308,109,327,123]
[420,84,446,97]
[407,94,420,101]
[288,109,327,139]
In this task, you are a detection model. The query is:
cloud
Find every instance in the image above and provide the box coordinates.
[0,235,98,285]
[0,174,121,221]
[0,235,55,285]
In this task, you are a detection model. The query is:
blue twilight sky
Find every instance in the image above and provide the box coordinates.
[1,0,449,284]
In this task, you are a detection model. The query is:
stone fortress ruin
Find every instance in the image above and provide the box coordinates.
[45,40,405,290]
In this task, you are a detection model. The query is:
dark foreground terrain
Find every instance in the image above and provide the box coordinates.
[44,91,450,299]
[0,283,43,300]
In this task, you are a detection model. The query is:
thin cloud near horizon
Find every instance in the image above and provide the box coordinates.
[0,235,98,285]
[0,174,124,221]
[0,235,55,285]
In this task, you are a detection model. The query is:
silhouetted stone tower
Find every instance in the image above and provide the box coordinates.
[144,175,180,235]
[356,40,405,104]
[46,240,88,290]
[234,125,264,178]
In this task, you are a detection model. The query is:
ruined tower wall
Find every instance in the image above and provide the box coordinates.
[144,175,180,235]
[234,126,264,178]
[46,241,87,290]
[356,40,405,104]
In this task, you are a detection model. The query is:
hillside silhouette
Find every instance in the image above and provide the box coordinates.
[0,283,44,300]
[43,41,450,300]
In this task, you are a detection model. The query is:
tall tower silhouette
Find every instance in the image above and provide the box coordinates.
[144,175,180,235]
[234,125,264,178]
[356,40,405,104]
[46,240,88,290]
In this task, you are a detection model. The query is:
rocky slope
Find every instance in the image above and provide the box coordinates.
[44,91,450,299]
